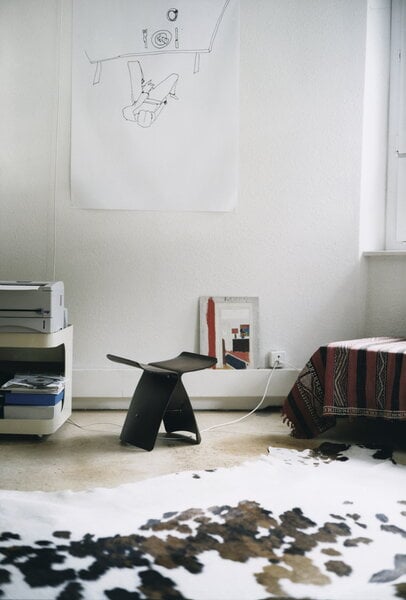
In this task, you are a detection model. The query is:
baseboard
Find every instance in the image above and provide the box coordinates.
[72,368,299,410]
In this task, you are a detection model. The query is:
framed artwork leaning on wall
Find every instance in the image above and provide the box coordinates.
[199,296,259,369]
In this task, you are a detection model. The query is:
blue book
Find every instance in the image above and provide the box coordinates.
[4,390,64,406]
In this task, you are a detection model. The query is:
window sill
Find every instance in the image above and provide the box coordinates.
[363,251,406,257]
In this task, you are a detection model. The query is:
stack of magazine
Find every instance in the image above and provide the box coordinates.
[1,374,65,420]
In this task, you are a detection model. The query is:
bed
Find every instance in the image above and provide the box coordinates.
[282,337,406,438]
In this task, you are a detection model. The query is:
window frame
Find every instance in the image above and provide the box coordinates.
[385,0,406,250]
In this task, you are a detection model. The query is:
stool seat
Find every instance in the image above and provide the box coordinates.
[107,352,217,450]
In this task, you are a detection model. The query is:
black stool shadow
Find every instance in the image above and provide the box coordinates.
[107,352,217,451]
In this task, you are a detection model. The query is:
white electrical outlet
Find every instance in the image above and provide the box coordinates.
[269,351,286,368]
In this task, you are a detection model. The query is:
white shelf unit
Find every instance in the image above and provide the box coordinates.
[0,326,73,435]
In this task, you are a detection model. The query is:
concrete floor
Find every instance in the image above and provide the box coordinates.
[0,409,405,492]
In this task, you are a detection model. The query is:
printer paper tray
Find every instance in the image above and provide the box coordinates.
[0,317,61,334]
[0,310,47,317]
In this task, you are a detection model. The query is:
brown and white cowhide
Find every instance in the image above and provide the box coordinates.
[0,443,404,599]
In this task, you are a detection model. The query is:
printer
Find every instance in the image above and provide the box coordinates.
[0,281,66,333]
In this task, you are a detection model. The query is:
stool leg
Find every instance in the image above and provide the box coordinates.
[120,371,178,451]
[163,379,201,444]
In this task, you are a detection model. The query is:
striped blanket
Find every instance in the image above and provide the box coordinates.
[282,337,406,438]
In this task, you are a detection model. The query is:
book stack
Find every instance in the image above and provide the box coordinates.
[1,374,65,420]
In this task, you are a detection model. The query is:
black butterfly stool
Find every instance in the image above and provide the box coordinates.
[106,352,217,451]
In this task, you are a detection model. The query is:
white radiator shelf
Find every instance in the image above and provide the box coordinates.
[72,367,299,410]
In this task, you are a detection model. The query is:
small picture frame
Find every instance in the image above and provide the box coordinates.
[199,296,259,369]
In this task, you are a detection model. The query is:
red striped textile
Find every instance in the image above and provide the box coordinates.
[282,337,406,438]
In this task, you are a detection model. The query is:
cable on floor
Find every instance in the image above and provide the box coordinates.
[200,361,280,433]
[66,418,122,434]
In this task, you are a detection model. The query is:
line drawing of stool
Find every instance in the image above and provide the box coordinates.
[106,351,217,451]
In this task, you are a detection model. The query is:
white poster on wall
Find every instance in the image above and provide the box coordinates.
[71,0,239,211]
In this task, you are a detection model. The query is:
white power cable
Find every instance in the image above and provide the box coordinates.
[67,418,122,433]
[200,361,280,433]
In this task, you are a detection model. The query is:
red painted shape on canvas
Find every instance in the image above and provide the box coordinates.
[228,351,249,362]
[206,297,216,363]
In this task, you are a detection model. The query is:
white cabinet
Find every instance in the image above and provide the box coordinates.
[0,326,72,435]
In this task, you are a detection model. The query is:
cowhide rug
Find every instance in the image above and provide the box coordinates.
[0,443,404,600]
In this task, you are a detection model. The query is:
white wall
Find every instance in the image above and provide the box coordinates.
[0,0,369,396]
[365,257,406,336]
